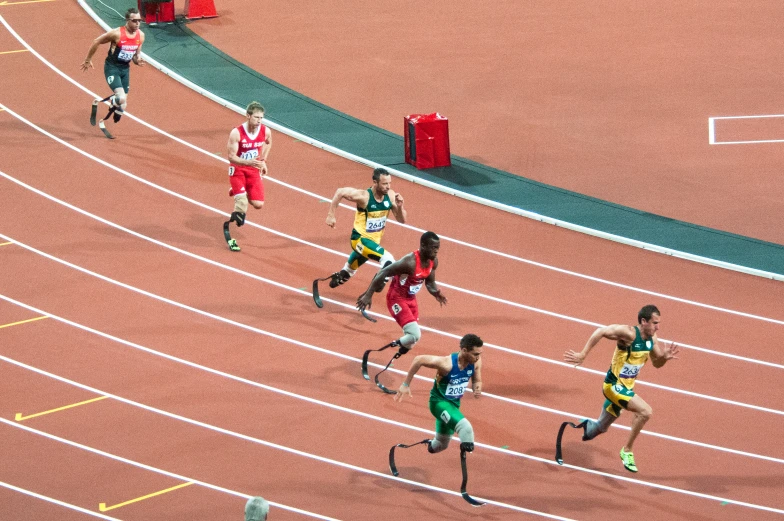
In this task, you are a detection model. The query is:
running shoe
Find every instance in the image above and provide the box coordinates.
[227,239,240,252]
[619,448,638,472]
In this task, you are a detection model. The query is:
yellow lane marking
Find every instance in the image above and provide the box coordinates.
[99,482,195,512]
[15,395,108,421]
[0,315,48,330]
[0,240,13,245]
[0,49,28,55]
[0,0,57,5]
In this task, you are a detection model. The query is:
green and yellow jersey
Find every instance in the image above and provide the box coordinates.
[351,188,392,243]
[604,326,652,389]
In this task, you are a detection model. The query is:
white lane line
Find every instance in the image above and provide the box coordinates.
[0,368,575,519]
[0,422,341,521]
[3,290,784,466]
[0,117,781,371]
[5,360,783,516]
[1,175,783,415]
[0,18,781,320]
[0,480,122,521]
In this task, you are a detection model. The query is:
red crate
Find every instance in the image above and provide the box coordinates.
[404,113,451,169]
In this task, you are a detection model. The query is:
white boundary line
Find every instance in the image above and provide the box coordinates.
[0,480,123,521]
[37,9,784,281]
[709,114,784,145]
[4,358,784,515]
[2,292,782,467]
[0,365,575,519]
[2,102,783,368]
[1,17,783,318]
[1,184,782,415]
[0,421,341,520]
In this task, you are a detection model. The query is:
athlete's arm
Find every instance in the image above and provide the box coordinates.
[81,28,119,71]
[388,189,407,223]
[325,187,369,228]
[424,258,447,306]
[650,336,680,368]
[471,356,483,398]
[394,354,451,402]
[356,254,415,311]
[132,31,145,66]
[564,324,634,366]
[258,126,271,176]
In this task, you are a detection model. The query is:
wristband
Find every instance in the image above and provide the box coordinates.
[401,382,409,387]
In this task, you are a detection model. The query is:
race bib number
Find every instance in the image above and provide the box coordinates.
[618,362,643,380]
[228,166,235,177]
[444,381,467,399]
[407,282,423,295]
[365,216,386,233]
[440,410,451,423]
[391,303,402,315]
[239,149,259,161]
[117,50,134,62]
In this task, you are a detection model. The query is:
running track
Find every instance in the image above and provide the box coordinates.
[0,3,782,520]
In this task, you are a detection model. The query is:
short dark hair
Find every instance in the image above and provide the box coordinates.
[125,7,139,19]
[420,231,439,245]
[638,305,660,323]
[372,167,390,182]
[460,333,483,350]
[246,101,265,115]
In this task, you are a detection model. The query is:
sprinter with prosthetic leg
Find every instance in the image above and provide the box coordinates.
[312,168,405,312]
[223,101,271,252]
[357,231,447,391]
[389,334,485,506]
[81,7,145,139]
[556,305,680,472]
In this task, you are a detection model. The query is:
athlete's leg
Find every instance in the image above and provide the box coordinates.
[428,399,465,454]
[109,87,127,116]
[233,193,249,217]
[622,395,652,452]
[454,418,475,452]
[582,408,618,441]
[396,321,421,353]
[427,432,452,454]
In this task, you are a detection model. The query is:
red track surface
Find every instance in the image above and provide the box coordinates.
[0,2,782,520]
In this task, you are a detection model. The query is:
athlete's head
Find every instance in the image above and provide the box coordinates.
[245,101,265,129]
[124,7,141,28]
[419,231,440,261]
[372,168,392,195]
[638,304,660,338]
[459,333,484,363]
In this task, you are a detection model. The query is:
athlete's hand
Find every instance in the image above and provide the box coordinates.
[356,293,373,312]
[472,387,482,399]
[325,213,337,228]
[80,60,93,72]
[434,291,447,307]
[132,55,145,66]
[394,383,412,402]
[394,192,404,207]
[564,349,586,366]
[662,342,680,361]
[250,159,266,173]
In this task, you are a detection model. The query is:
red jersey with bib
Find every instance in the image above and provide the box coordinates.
[107,27,141,67]
[386,250,433,327]
[228,123,267,202]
